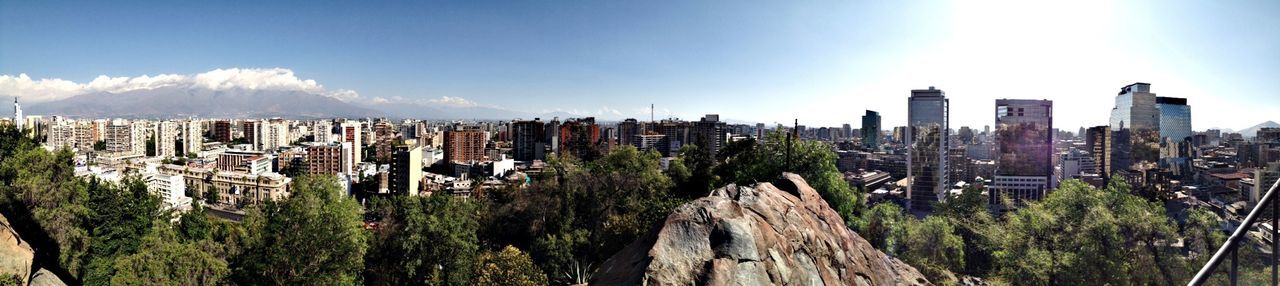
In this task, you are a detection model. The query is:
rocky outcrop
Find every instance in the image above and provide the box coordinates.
[592,173,931,286]
[0,213,34,285]
[27,269,66,286]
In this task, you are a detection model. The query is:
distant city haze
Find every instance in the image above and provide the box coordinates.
[2,1,1277,130]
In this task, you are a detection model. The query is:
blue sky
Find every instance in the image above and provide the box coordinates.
[2,0,1278,130]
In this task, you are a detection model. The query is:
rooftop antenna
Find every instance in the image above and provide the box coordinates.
[650,104,654,123]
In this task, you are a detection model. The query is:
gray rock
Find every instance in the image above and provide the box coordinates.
[592,173,932,286]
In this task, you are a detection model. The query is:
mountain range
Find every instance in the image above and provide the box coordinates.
[21,87,589,121]
[1238,121,1280,138]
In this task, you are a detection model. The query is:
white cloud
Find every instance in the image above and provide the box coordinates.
[0,68,355,103]
[425,96,478,107]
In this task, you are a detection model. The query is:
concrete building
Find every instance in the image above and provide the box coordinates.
[389,145,424,196]
[340,121,363,166]
[306,142,353,177]
[512,119,546,162]
[444,128,486,163]
[907,87,949,210]
[691,114,727,156]
[105,120,147,156]
[558,117,601,160]
[159,164,291,206]
[156,121,179,158]
[183,120,203,155]
[633,134,670,155]
[213,120,232,143]
[862,110,881,151]
[991,99,1054,205]
[46,120,77,149]
[313,120,333,143]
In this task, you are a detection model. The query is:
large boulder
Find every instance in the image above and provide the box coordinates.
[0,213,34,285]
[592,173,930,286]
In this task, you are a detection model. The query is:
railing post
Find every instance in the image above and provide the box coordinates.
[1274,193,1278,286]
[1233,246,1239,286]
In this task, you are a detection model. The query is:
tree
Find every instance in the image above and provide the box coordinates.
[902,216,966,281]
[82,177,165,285]
[93,140,106,151]
[0,135,92,279]
[145,135,156,157]
[107,224,229,285]
[364,194,481,285]
[473,245,548,286]
[234,175,367,285]
[717,130,865,229]
[178,200,212,242]
[862,202,908,255]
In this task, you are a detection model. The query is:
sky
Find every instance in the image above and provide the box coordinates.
[2,0,1278,131]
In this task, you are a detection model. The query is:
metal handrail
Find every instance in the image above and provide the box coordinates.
[1189,176,1280,285]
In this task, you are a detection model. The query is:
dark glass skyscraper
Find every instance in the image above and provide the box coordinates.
[861,110,881,151]
[1109,83,1160,169]
[1156,96,1191,142]
[907,87,948,211]
[990,99,1053,205]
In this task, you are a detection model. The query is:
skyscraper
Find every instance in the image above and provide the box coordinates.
[618,118,641,147]
[861,110,881,151]
[907,87,949,211]
[1086,126,1112,178]
[692,114,727,156]
[1109,82,1160,168]
[213,120,232,143]
[1156,96,1192,142]
[990,99,1054,205]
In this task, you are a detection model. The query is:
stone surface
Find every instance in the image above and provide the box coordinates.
[591,173,932,286]
[28,268,67,286]
[0,213,34,285]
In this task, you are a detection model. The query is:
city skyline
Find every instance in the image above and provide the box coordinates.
[3,1,1278,131]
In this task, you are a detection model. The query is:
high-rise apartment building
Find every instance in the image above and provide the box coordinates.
[990,99,1054,205]
[389,145,423,196]
[559,117,601,160]
[156,121,179,158]
[182,120,203,155]
[618,118,641,147]
[313,120,333,143]
[1086,126,1112,177]
[444,128,486,163]
[512,119,547,162]
[105,120,146,156]
[213,120,232,143]
[242,120,261,149]
[862,110,881,151]
[692,114,727,156]
[74,122,98,151]
[46,121,76,149]
[907,87,949,210]
[340,121,363,166]
[306,142,353,177]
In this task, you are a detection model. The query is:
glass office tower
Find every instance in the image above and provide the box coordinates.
[907,87,948,211]
[991,99,1054,206]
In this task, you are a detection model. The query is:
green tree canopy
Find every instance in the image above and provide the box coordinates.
[235,175,367,285]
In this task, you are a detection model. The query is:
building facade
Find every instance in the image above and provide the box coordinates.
[990,99,1054,205]
[907,87,949,210]
[862,110,881,151]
